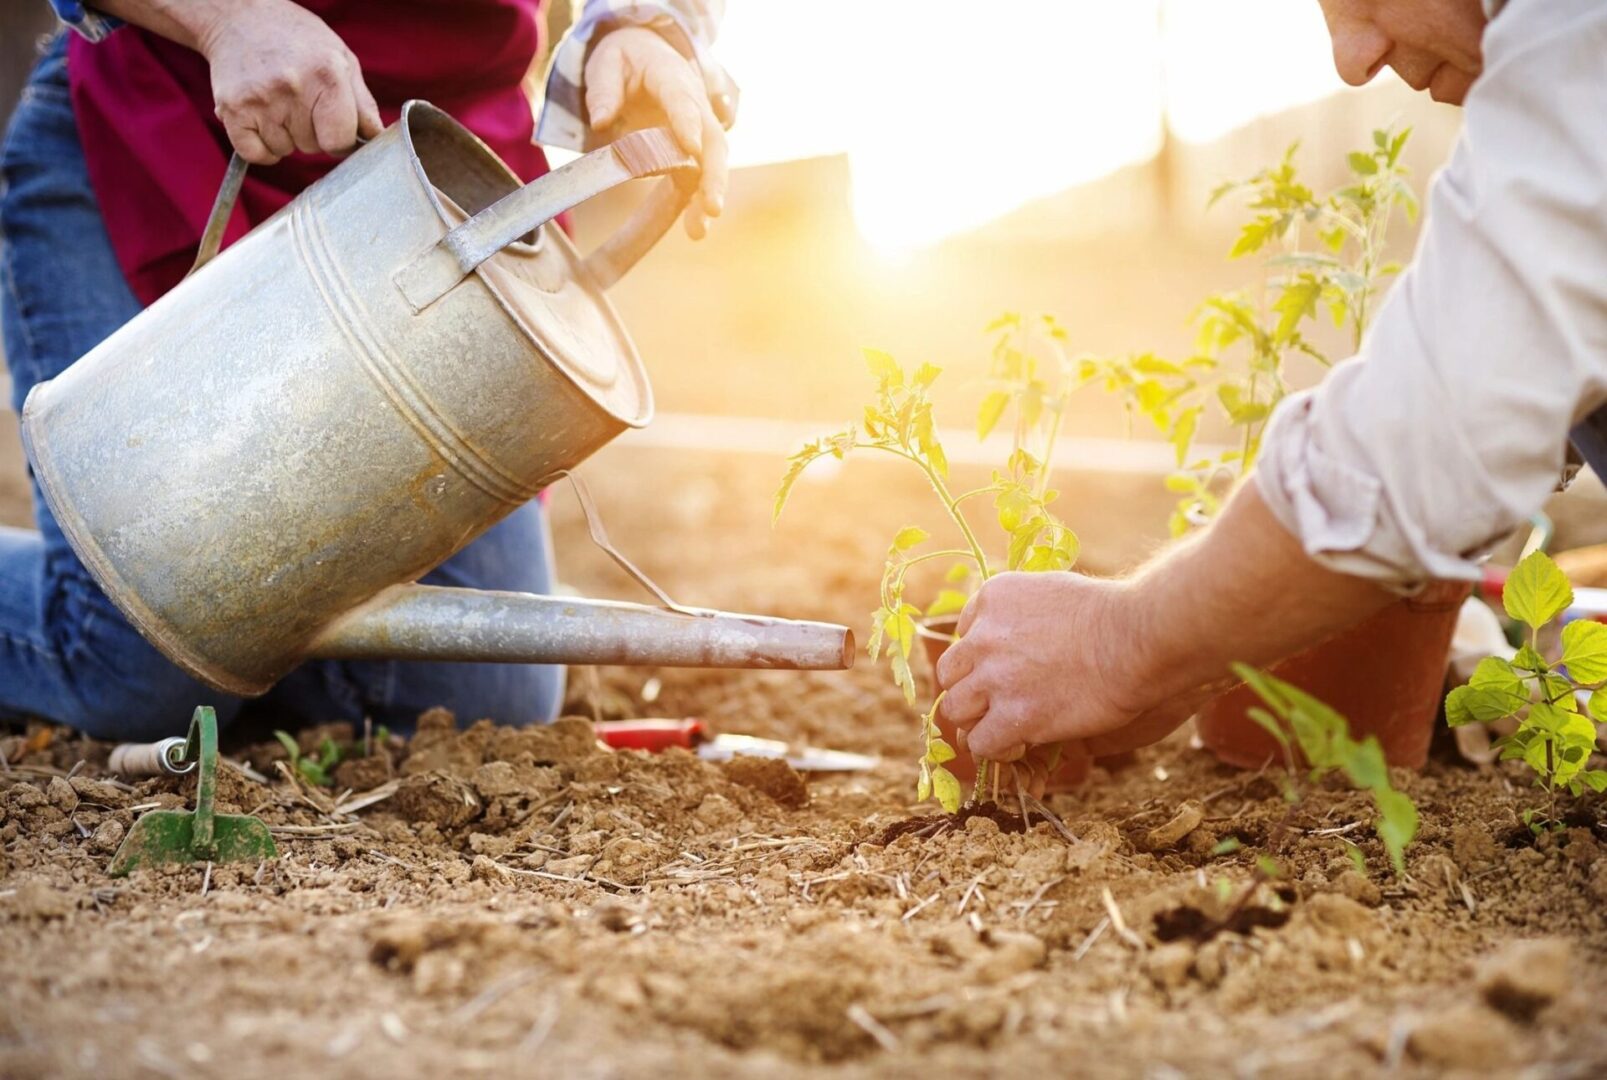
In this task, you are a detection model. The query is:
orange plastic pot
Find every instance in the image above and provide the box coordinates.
[916,616,1091,790]
[1196,580,1471,770]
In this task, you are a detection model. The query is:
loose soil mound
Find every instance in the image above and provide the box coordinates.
[3,451,1606,1077]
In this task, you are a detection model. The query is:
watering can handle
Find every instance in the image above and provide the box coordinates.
[190,153,250,276]
[188,129,695,303]
[394,127,697,312]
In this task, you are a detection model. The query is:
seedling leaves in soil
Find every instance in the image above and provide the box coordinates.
[1443,551,1607,829]
[1233,663,1417,874]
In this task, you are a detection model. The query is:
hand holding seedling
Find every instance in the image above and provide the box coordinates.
[940,481,1396,760]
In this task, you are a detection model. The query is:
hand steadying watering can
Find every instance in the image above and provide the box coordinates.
[20,101,852,696]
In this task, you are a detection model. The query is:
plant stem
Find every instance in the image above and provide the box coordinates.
[866,444,995,581]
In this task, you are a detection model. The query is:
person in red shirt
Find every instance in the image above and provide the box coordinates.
[0,0,734,738]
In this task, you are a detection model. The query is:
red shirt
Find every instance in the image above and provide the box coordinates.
[68,0,548,306]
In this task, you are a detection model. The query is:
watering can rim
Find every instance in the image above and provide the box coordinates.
[395,99,657,431]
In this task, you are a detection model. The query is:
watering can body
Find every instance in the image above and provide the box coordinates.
[21,102,851,695]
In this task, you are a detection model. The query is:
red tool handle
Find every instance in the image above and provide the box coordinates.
[594,718,706,752]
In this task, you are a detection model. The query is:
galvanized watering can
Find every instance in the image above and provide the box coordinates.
[21,101,852,696]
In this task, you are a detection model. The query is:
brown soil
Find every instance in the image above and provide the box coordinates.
[3,447,1606,1078]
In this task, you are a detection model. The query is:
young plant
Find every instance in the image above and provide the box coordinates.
[1444,551,1607,831]
[274,730,343,788]
[1085,128,1420,535]
[775,321,1081,813]
[1233,663,1418,874]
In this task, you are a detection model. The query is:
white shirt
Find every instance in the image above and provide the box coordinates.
[1256,0,1607,588]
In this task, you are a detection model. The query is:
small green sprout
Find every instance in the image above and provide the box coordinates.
[1233,664,1419,875]
[1444,550,1607,831]
[274,730,343,788]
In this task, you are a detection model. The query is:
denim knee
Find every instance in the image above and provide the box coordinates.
[61,619,240,742]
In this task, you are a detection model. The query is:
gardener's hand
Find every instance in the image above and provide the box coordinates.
[585,26,731,240]
[196,0,383,165]
[935,572,1190,762]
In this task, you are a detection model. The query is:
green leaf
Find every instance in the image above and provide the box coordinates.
[1466,656,1531,716]
[925,589,969,618]
[994,487,1033,532]
[1347,151,1379,176]
[916,768,932,803]
[930,765,962,814]
[1273,278,1321,342]
[892,526,929,552]
[1164,472,1200,495]
[274,730,301,766]
[1022,543,1073,573]
[1503,550,1573,630]
[888,605,918,658]
[977,391,1010,441]
[927,738,957,764]
[1008,517,1046,571]
[912,362,942,388]
[1373,788,1417,875]
[864,347,902,388]
[1512,643,1547,672]
[1230,216,1276,259]
[1580,770,1607,794]
[1169,407,1201,468]
[1444,685,1477,728]
[889,648,916,705]
[1343,737,1390,791]
[1589,687,1607,724]
[944,562,972,584]
[1345,842,1367,875]
[1561,620,1607,682]
[1211,837,1242,855]
[1247,706,1291,752]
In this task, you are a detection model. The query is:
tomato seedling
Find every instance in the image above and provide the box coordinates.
[775,317,1082,812]
[1233,664,1418,874]
[1085,128,1420,535]
[1445,550,1607,832]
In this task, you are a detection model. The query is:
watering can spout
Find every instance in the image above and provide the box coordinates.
[307,585,856,671]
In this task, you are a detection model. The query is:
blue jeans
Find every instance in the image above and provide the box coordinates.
[0,36,563,740]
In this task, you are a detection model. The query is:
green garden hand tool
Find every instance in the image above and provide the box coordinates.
[107,706,277,876]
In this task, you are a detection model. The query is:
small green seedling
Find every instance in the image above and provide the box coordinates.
[776,317,1082,812]
[274,730,343,788]
[1445,550,1607,832]
[1234,663,1418,874]
[1085,128,1420,535]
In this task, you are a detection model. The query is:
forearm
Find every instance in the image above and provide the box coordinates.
[1126,478,1395,701]
[90,0,278,52]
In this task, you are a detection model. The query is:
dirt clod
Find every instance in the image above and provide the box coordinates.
[720,754,809,809]
[87,818,124,855]
[1408,1003,1516,1068]
[1144,799,1204,850]
[393,772,483,828]
[5,878,72,921]
[1476,938,1572,1022]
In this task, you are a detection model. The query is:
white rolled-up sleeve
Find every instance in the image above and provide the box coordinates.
[1256,0,1607,589]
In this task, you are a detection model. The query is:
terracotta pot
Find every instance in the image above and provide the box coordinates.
[915,616,1091,789]
[1196,580,1472,770]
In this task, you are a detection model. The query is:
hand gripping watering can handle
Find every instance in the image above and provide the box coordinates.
[394,127,697,312]
[189,153,251,276]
